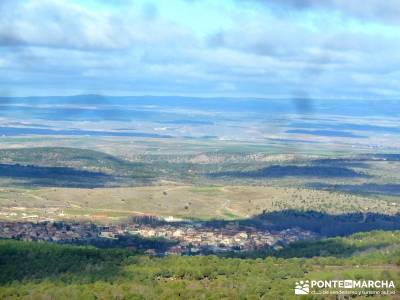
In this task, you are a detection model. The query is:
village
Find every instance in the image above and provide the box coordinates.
[0,218,317,255]
[128,222,316,254]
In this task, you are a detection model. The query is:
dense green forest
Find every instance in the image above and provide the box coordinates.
[0,230,399,299]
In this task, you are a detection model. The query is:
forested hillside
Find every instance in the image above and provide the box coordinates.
[0,230,399,299]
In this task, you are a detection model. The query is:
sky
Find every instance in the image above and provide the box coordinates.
[0,0,400,99]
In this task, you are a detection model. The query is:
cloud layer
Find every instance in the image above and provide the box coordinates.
[0,0,399,99]
[252,0,400,24]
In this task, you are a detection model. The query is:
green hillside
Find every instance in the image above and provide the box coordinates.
[0,230,399,299]
[0,147,153,177]
[0,147,156,187]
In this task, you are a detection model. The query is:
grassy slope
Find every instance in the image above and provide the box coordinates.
[1,146,399,199]
[0,185,398,222]
[0,147,155,178]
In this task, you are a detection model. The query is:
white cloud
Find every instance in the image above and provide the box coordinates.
[0,0,399,99]
[247,0,400,24]
[0,0,194,50]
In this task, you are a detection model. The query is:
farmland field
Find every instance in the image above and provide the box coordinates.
[0,94,399,300]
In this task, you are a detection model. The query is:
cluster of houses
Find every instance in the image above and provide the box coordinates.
[0,221,98,242]
[126,222,316,254]
[0,219,316,255]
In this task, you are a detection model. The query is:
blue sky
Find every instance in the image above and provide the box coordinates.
[1,0,400,99]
